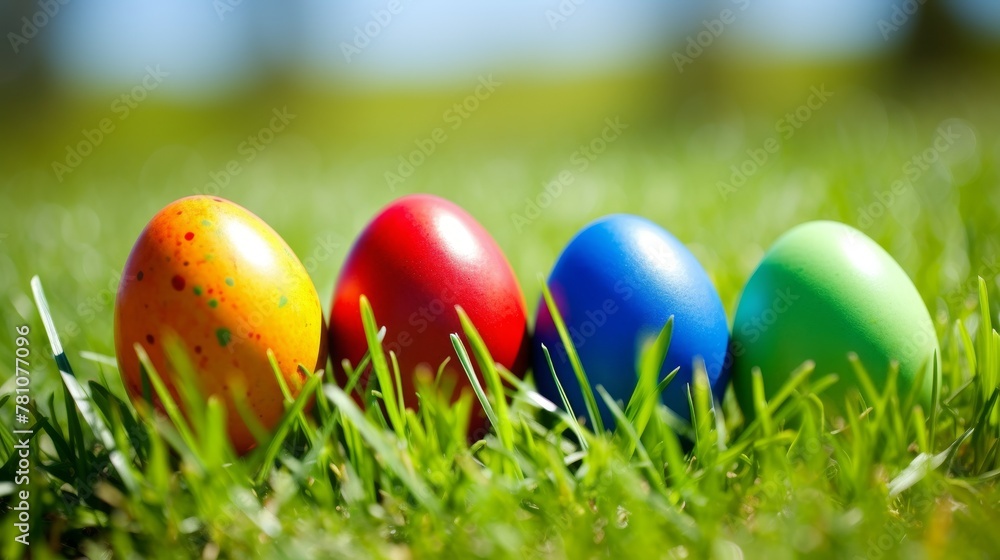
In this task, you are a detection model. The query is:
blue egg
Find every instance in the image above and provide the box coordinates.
[533,215,730,428]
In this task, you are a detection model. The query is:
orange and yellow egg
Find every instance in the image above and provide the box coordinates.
[114,196,327,453]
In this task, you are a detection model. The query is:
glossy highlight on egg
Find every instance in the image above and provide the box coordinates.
[533,214,730,428]
[328,194,530,436]
[114,195,327,454]
[729,220,940,416]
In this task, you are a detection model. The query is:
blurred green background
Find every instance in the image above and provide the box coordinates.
[4,4,1000,556]
[1,0,999,381]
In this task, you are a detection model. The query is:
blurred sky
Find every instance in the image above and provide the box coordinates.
[1,0,999,336]
[1,0,998,100]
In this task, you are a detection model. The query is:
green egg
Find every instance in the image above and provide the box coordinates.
[730,221,939,416]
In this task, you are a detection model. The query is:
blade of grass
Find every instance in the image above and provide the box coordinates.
[979,277,995,396]
[324,384,442,516]
[390,351,406,428]
[342,353,372,396]
[596,385,665,494]
[540,344,587,450]
[229,381,272,451]
[625,318,675,451]
[134,344,202,470]
[254,372,323,485]
[31,276,139,493]
[30,276,86,468]
[265,349,316,444]
[359,295,405,439]
[889,427,973,497]
[739,361,816,443]
[456,306,519,472]
[88,381,147,462]
[450,335,505,444]
[930,351,941,451]
[60,367,141,494]
[539,276,604,433]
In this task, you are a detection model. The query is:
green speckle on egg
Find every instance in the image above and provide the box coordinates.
[278,295,288,308]
[114,194,330,456]
[731,221,940,417]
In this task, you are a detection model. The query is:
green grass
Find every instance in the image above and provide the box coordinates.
[2,84,1000,558]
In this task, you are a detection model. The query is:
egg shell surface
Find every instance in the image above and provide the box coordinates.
[114,196,328,454]
[730,220,939,415]
[328,194,530,434]
[533,214,730,428]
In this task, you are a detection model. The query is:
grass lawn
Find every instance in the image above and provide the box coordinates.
[1,76,1000,558]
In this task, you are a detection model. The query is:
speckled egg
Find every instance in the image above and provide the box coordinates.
[533,215,730,428]
[114,196,327,454]
[328,194,530,436]
[730,221,940,416]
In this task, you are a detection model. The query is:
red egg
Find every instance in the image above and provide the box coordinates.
[329,194,530,434]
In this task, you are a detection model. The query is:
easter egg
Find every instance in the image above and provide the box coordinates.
[114,196,328,454]
[730,221,939,415]
[533,215,730,428]
[328,194,530,435]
